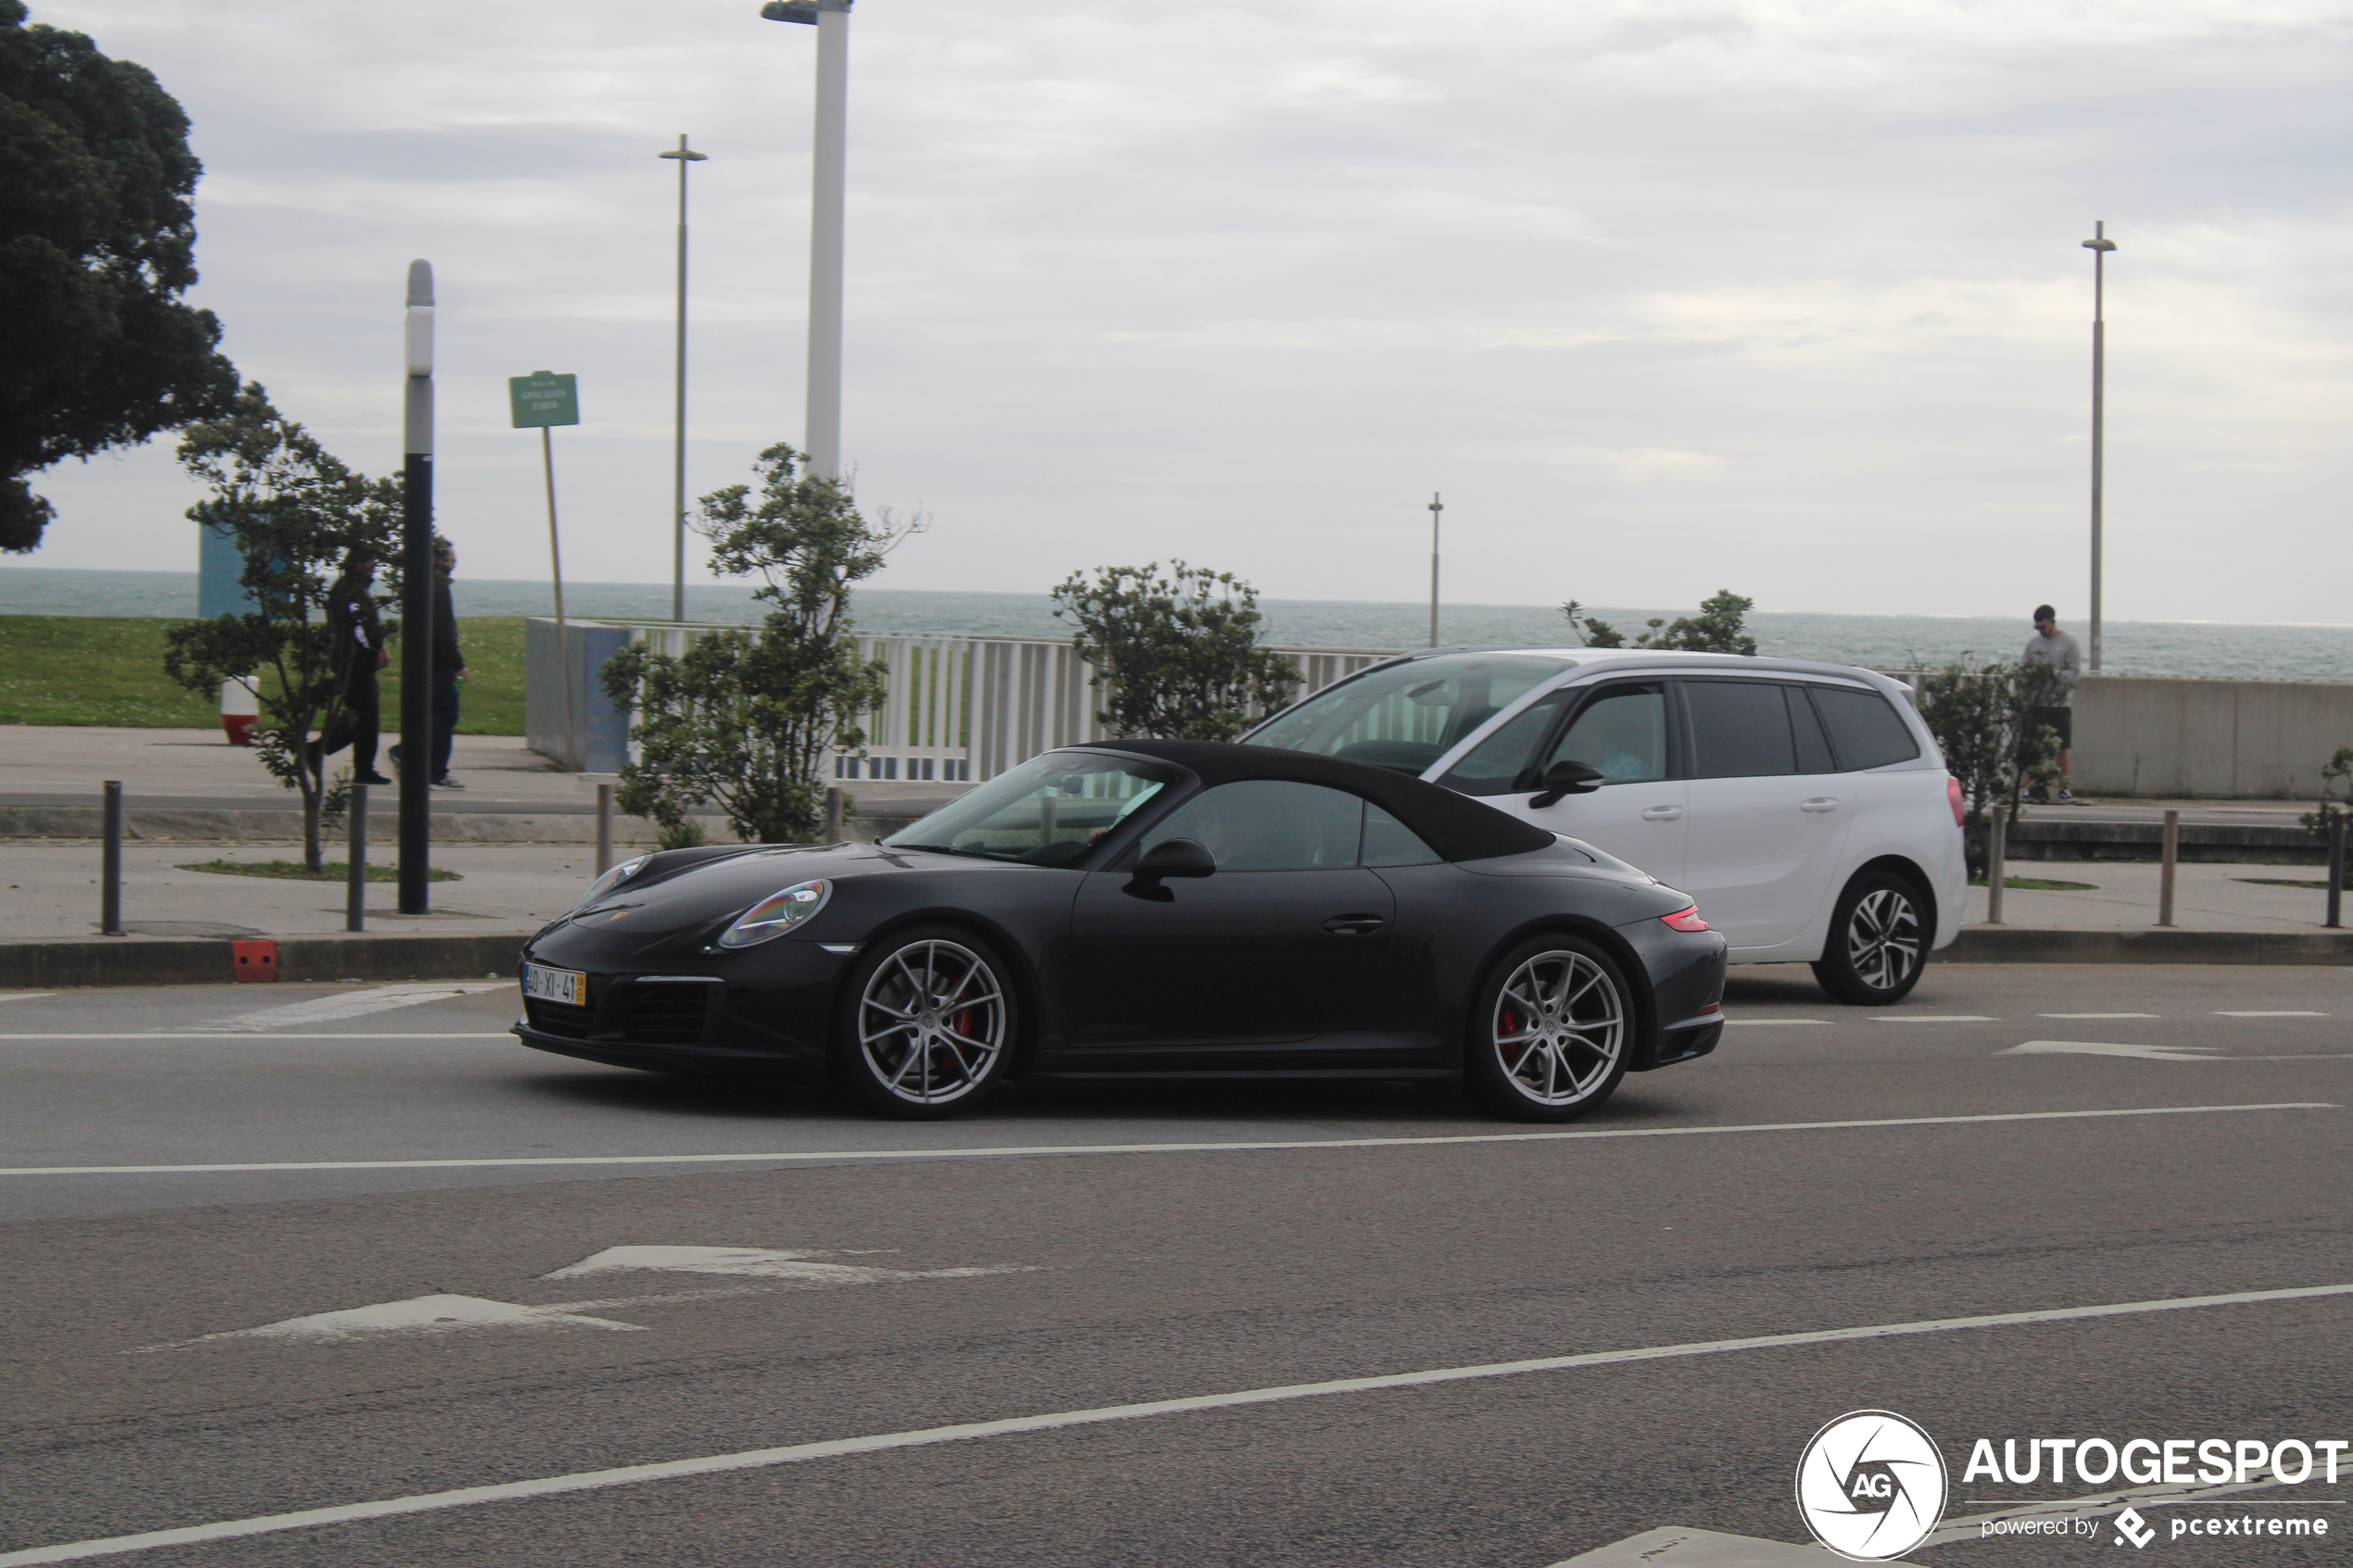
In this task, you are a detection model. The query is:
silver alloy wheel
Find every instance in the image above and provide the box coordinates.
[1845,886,1921,994]
[858,939,1007,1106]
[1491,949,1625,1106]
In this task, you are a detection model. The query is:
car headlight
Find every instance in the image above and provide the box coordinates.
[573,854,649,912]
[717,879,832,947]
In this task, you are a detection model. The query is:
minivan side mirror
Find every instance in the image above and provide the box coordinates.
[1129,836,1216,885]
[1529,759,1604,809]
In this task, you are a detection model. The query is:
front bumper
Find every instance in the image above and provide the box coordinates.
[511,921,850,1083]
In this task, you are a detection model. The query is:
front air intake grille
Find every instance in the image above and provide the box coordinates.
[619,983,714,1046]
[524,998,593,1040]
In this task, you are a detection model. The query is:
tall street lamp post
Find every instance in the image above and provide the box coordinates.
[397,259,435,913]
[761,0,852,481]
[658,134,708,623]
[2082,220,2116,673]
[1427,492,1444,647]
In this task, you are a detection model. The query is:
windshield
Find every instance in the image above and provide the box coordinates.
[1243,653,1570,776]
[882,750,1178,866]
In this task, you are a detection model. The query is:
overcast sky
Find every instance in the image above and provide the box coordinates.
[23,0,2353,623]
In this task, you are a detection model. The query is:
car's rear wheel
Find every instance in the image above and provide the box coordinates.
[831,927,1014,1118]
[1463,935,1631,1123]
[1811,870,1929,1005]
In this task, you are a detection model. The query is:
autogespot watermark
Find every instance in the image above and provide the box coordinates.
[1795,1412,2346,1559]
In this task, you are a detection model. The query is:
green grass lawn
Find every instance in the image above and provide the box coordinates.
[0,615,528,734]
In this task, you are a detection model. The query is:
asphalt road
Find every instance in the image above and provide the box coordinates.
[0,964,2347,1566]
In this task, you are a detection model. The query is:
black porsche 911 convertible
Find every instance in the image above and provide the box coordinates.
[513,740,1728,1121]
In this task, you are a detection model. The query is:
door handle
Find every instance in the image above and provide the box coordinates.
[1800,797,1840,813]
[1322,915,1385,935]
[1639,805,1684,822]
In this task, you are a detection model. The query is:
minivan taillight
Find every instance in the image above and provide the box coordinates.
[1660,906,1710,933]
[1946,775,1966,826]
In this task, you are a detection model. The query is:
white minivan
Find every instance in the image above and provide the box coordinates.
[1244,647,1967,1004]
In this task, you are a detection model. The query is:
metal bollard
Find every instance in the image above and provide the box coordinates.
[596,782,615,874]
[824,785,844,844]
[2329,817,2345,931]
[346,784,369,933]
[100,780,124,936]
[2157,807,2179,927]
[1985,803,2007,925]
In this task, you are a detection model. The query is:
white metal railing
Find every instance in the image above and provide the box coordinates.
[528,619,1403,783]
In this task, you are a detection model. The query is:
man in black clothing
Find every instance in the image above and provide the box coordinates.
[428,537,466,788]
[314,549,391,784]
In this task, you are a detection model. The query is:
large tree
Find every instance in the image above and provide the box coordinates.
[0,1,237,551]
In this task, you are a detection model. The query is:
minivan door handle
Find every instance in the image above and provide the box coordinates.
[1800,797,1841,813]
[1639,805,1684,822]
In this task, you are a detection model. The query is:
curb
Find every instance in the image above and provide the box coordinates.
[1945,927,2353,964]
[2006,820,2324,866]
[0,931,537,988]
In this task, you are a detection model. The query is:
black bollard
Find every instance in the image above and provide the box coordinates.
[346,784,369,933]
[100,779,123,936]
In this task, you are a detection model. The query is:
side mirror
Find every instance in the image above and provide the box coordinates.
[1129,836,1216,885]
[1529,759,1604,809]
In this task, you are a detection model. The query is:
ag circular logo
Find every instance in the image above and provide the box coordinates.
[1794,1409,1948,1562]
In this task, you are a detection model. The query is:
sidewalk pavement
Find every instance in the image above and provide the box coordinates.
[0,842,593,941]
[1964,859,2341,934]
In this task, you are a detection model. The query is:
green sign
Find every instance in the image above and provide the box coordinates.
[509,371,579,429]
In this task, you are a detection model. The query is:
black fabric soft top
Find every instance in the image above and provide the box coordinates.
[1071,738,1555,865]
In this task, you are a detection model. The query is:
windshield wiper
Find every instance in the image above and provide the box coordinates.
[885,842,1017,862]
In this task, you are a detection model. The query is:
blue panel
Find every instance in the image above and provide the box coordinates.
[196,523,258,620]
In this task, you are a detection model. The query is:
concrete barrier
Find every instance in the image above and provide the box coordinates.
[0,931,536,988]
[2071,674,2353,798]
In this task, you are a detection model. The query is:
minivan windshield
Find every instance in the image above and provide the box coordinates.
[1244,653,1570,776]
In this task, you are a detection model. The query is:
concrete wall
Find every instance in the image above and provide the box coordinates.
[2071,675,2353,798]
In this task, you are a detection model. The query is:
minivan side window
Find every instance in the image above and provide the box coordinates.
[1812,686,1921,771]
[1437,693,1570,796]
[1683,680,1800,778]
[1789,686,1838,773]
[1546,685,1669,784]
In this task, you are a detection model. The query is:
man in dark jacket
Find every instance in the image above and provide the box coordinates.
[313,548,391,784]
[395,536,468,789]
[428,536,466,788]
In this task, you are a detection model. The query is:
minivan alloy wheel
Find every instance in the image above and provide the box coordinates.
[1844,886,1921,994]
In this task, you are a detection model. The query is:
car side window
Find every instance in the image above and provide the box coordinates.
[1812,686,1922,771]
[1788,686,1838,773]
[1361,803,1441,866]
[1683,680,1796,778]
[1140,781,1366,871]
[1437,693,1571,796]
[1543,684,1668,784]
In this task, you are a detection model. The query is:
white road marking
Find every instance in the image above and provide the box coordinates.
[149,1294,648,1346]
[1550,1526,1863,1565]
[0,994,54,1004]
[0,1104,2332,1180]
[11,1280,2351,1567]
[0,1034,512,1042]
[203,983,509,1033]
[542,1245,1030,1290]
[1720,1019,1824,1027]
[2040,1011,2158,1019]
[2216,1010,2327,1017]
[2002,1040,2224,1061]
[1870,1014,1997,1022]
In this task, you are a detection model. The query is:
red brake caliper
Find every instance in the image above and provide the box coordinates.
[1498,1007,1526,1067]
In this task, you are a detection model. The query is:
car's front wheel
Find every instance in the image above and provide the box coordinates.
[1462,935,1632,1123]
[1812,870,1929,1005]
[831,927,1015,1118]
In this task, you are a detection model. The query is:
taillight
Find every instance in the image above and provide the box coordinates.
[1946,774,1966,826]
[1660,906,1709,933]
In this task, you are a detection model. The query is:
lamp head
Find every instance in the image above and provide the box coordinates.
[2082,236,2117,253]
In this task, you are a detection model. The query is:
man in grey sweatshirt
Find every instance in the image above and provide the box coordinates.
[2023,604,2083,800]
